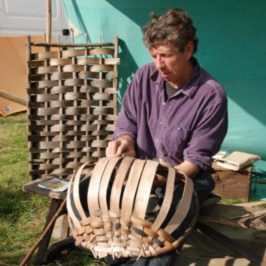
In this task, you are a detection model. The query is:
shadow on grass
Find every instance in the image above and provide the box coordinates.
[0,185,51,265]
[0,187,30,218]
[45,248,105,266]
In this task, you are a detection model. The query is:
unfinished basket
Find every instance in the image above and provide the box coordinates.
[67,157,198,259]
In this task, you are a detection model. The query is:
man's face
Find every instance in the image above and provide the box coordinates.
[149,42,193,88]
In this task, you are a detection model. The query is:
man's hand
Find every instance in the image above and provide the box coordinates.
[106,135,136,157]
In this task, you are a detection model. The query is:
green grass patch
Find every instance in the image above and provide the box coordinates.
[220,199,245,205]
[0,114,48,264]
[0,114,104,265]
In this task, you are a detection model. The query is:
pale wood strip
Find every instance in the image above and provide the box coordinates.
[104,58,120,65]
[106,71,118,79]
[50,72,73,80]
[36,94,59,102]
[64,79,84,86]
[63,64,85,72]
[35,66,58,74]
[66,141,87,149]
[90,48,114,56]
[164,173,194,234]
[90,140,109,148]
[67,171,82,228]
[77,58,101,65]
[121,160,146,220]
[50,58,72,66]
[99,157,122,215]
[37,80,59,88]
[37,107,59,116]
[78,72,99,79]
[49,100,75,108]
[73,162,94,220]
[39,141,60,149]
[152,167,176,231]
[31,51,58,60]
[91,80,112,88]
[28,60,44,68]
[90,65,114,72]
[87,158,110,216]
[133,160,159,219]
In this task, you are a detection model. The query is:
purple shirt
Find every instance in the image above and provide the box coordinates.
[113,60,228,170]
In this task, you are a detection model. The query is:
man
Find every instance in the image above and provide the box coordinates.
[105,7,228,266]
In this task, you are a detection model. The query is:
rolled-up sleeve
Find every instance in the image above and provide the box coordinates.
[113,76,139,141]
[184,94,228,170]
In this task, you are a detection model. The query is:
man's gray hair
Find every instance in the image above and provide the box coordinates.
[142,8,198,54]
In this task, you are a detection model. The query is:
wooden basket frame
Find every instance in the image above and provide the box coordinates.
[67,157,199,259]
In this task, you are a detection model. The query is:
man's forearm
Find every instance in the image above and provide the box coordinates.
[174,160,200,177]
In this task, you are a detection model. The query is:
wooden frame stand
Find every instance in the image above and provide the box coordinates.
[23,36,119,264]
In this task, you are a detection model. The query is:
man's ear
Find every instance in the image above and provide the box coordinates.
[185,41,194,60]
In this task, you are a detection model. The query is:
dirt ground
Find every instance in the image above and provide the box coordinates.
[176,219,265,265]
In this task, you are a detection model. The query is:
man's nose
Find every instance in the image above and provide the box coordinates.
[154,56,164,69]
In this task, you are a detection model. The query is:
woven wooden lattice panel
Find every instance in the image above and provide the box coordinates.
[27,37,119,180]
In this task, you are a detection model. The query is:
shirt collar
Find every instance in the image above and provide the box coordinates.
[150,57,201,99]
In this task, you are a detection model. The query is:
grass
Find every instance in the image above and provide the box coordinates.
[2,113,264,265]
[0,113,104,266]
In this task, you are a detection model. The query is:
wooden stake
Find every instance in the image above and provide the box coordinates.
[46,0,52,43]
[0,90,27,106]
[19,198,67,266]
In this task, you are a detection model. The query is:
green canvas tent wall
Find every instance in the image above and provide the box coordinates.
[63,0,266,200]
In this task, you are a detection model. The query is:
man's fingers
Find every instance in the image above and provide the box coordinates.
[106,140,122,157]
[115,142,127,157]
[106,138,136,158]
[111,140,121,156]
